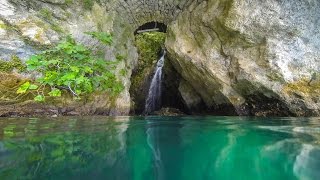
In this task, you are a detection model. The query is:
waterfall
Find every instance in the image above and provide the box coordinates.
[144,50,166,115]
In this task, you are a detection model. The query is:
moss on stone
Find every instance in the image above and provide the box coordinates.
[5,17,52,49]
[39,8,53,21]
[50,23,64,33]
[0,55,27,73]
[0,22,8,30]
[65,0,73,5]
[284,78,320,96]
[0,72,32,105]
[36,8,65,34]
[82,0,95,10]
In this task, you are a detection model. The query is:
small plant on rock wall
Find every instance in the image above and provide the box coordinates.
[17,32,124,102]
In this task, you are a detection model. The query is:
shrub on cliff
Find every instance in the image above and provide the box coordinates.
[17,32,124,102]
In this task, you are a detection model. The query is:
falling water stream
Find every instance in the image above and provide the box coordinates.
[144,50,166,114]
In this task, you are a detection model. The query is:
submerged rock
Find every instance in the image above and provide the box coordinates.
[153,107,185,116]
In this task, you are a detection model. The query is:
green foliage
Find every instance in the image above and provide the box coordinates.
[0,55,27,73]
[82,0,94,10]
[37,8,64,34]
[135,32,166,69]
[85,31,112,45]
[48,89,62,97]
[17,82,38,94]
[116,54,126,61]
[19,33,124,102]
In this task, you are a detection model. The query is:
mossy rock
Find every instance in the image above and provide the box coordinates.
[0,55,27,73]
[284,78,320,97]
[0,72,115,116]
[0,72,33,105]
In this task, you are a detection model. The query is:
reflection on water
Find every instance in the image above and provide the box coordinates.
[0,116,320,180]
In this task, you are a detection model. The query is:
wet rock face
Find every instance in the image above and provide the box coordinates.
[166,0,320,116]
[0,0,319,116]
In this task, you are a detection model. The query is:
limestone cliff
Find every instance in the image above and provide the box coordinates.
[0,0,319,116]
[166,0,320,116]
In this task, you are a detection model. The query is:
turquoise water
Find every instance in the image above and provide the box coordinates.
[0,116,320,180]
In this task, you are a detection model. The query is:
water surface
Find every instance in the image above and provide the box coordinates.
[0,116,320,180]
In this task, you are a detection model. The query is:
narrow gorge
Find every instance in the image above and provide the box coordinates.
[0,0,319,117]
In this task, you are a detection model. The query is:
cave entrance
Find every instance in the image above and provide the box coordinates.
[134,21,167,35]
[130,22,187,115]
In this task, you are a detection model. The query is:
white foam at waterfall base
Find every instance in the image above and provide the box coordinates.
[144,50,166,114]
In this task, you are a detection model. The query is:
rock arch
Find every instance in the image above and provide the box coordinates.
[112,0,198,30]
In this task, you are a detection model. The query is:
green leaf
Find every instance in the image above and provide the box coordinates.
[29,84,39,90]
[74,45,86,52]
[17,82,30,94]
[75,89,82,95]
[48,89,61,97]
[26,55,43,71]
[34,95,45,102]
[70,66,80,73]
[75,76,86,85]
[84,66,93,74]
[61,72,76,81]
[47,59,60,65]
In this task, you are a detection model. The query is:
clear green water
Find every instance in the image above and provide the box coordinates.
[0,116,320,180]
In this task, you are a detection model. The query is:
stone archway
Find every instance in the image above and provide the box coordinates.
[112,0,201,30]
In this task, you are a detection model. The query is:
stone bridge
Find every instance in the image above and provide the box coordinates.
[111,0,197,29]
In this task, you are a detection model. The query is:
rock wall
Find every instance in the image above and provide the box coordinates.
[166,0,320,116]
[0,0,193,116]
[0,0,319,116]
